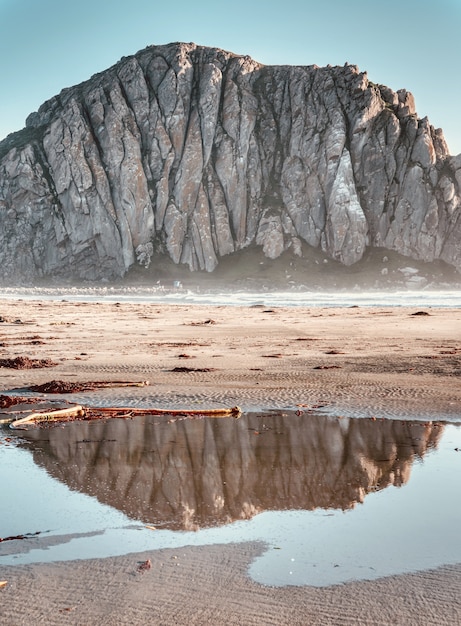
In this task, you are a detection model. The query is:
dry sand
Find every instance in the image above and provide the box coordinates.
[1,299,460,625]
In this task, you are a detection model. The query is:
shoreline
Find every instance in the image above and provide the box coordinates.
[1,543,461,625]
[1,285,461,309]
[1,299,461,624]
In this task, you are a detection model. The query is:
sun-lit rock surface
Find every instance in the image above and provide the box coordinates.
[0,42,460,281]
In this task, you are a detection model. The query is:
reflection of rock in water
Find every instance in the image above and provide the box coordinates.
[20,413,443,530]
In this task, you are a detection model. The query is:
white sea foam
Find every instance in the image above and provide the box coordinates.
[1,286,461,307]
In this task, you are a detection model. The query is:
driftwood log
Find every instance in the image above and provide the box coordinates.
[7,404,241,429]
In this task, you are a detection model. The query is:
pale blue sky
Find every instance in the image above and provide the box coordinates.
[1,0,460,154]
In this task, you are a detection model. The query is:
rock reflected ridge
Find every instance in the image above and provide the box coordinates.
[19,412,443,530]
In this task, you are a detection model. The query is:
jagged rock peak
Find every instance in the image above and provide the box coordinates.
[0,42,460,282]
[25,43,265,130]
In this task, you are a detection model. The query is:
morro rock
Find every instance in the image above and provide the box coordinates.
[0,42,460,282]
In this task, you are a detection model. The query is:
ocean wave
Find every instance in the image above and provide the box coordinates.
[1,285,461,307]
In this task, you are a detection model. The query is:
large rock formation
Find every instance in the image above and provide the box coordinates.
[0,42,460,282]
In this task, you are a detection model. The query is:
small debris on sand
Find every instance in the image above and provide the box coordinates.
[169,366,215,372]
[187,319,216,326]
[0,395,42,408]
[137,559,152,573]
[0,356,56,369]
[27,380,149,393]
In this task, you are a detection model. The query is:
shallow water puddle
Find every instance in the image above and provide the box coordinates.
[1,412,460,586]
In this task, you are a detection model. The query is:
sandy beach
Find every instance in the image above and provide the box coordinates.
[1,298,461,625]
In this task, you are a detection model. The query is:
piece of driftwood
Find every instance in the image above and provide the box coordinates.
[10,405,85,429]
[8,404,241,429]
[86,406,241,418]
[0,398,79,424]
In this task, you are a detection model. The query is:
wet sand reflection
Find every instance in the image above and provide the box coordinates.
[19,412,443,530]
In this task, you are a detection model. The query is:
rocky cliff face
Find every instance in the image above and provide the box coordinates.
[1,42,460,282]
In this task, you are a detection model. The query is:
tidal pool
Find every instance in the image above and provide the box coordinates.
[1,412,460,586]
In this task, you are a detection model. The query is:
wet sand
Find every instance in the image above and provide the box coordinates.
[1,299,461,624]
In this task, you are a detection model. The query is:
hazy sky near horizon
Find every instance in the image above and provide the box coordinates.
[1,0,460,154]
